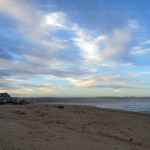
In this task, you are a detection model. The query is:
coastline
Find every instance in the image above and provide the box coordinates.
[28,97,150,113]
[0,104,150,150]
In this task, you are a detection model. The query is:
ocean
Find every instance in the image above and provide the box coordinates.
[31,97,150,113]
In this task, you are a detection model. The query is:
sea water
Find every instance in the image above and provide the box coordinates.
[35,97,150,113]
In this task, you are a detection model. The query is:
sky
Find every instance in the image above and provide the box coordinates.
[0,0,150,97]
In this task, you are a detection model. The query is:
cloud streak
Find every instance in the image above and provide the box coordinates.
[67,73,150,89]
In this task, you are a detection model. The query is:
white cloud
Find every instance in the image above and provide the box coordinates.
[71,24,106,62]
[67,77,96,88]
[128,20,139,30]
[0,0,141,67]
[102,28,131,59]
[72,23,133,64]
[67,73,148,89]
[43,12,67,29]
[0,0,67,51]
[0,75,59,96]
[0,0,36,23]
[142,40,150,45]
[0,1,149,97]
[114,89,120,92]
[131,47,150,55]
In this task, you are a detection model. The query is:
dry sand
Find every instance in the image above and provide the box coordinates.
[0,104,150,150]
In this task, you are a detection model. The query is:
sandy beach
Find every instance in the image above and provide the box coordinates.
[0,104,150,150]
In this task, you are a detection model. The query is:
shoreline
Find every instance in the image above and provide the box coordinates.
[27,97,150,113]
[0,104,150,150]
[30,102,150,114]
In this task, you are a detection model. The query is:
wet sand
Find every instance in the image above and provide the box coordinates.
[0,104,150,150]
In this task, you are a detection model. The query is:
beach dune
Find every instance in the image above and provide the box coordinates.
[0,104,150,150]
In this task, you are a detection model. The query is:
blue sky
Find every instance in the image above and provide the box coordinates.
[0,0,150,97]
